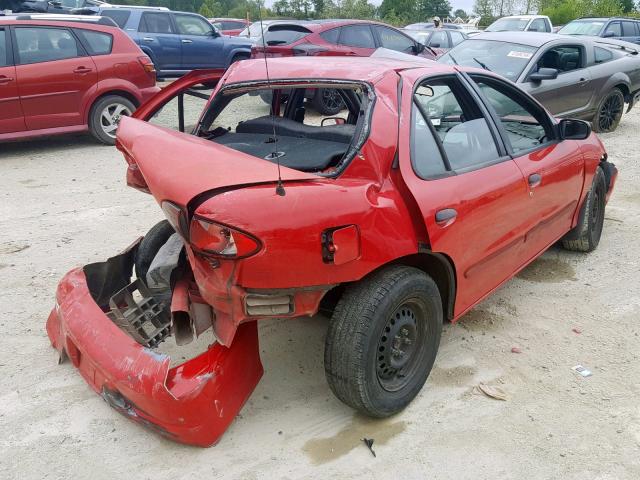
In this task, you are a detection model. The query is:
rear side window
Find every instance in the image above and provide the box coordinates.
[15,27,81,65]
[339,25,375,49]
[0,28,7,67]
[139,12,174,34]
[219,21,246,30]
[101,9,131,29]
[75,29,113,55]
[450,31,465,46]
[374,26,414,53]
[622,21,638,36]
[605,21,621,37]
[319,27,340,44]
[594,46,613,64]
[175,14,213,36]
[263,25,311,45]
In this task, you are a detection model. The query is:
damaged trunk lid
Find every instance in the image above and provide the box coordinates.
[117,117,319,206]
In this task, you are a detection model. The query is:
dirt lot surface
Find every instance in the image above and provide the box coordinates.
[1,101,639,480]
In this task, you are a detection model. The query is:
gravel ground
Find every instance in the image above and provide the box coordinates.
[0,97,639,480]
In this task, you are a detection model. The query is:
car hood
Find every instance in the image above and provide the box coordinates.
[117,117,318,207]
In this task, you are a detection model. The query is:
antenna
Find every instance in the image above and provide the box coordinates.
[258,2,286,197]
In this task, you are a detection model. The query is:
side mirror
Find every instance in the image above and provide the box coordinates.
[413,42,425,54]
[530,67,558,82]
[603,31,615,38]
[209,28,220,37]
[559,118,591,140]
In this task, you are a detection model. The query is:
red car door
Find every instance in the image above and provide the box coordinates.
[13,26,97,130]
[398,70,532,317]
[0,26,26,134]
[468,74,584,256]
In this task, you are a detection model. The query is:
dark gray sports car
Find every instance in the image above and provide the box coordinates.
[439,32,640,132]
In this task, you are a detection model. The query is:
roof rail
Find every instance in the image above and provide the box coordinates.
[99,4,170,10]
[13,14,118,27]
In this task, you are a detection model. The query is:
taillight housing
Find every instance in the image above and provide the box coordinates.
[190,216,260,259]
[138,55,156,77]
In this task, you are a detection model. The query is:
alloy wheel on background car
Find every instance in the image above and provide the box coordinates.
[101,103,133,139]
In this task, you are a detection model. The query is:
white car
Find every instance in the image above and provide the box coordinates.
[485,15,553,33]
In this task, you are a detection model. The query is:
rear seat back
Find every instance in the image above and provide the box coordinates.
[236,116,356,143]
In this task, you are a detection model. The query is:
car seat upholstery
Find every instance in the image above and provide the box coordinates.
[539,49,560,69]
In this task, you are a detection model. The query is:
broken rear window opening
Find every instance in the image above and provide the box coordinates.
[194,81,374,176]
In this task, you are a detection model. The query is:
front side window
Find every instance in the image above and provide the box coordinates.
[429,31,449,48]
[537,46,582,73]
[175,14,213,36]
[101,9,131,29]
[412,76,500,174]
[339,25,375,49]
[375,26,414,53]
[0,28,7,67]
[75,29,113,55]
[472,76,552,155]
[15,27,80,64]
[140,13,174,34]
[605,21,622,37]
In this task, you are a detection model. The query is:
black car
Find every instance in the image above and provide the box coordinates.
[0,0,105,14]
[559,17,640,45]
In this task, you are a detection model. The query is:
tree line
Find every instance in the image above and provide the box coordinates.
[114,0,640,26]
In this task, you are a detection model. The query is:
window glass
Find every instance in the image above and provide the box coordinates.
[449,31,464,46]
[411,103,447,178]
[473,77,551,155]
[339,25,375,49]
[528,19,546,32]
[175,14,213,36]
[140,12,174,34]
[0,29,7,67]
[320,27,340,44]
[538,45,582,73]
[558,20,604,35]
[375,26,414,53]
[15,27,80,64]
[594,46,613,64]
[75,29,113,55]
[263,25,311,45]
[101,10,131,29]
[220,21,246,30]
[413,78,499,171]
[605,21,621,37]
[485,18,529,32]
[622,21,637,37]
[429,31,449,48]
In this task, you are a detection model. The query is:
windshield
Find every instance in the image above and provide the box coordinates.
[558,20,605,36]
[440,39,537,81]
[486,18,530,32]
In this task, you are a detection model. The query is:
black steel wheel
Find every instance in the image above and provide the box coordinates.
[593,88,624,133]
[325,265,442,417]
[311,88,345,116]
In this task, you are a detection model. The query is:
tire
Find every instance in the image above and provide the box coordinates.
[89,95,136,145]
[562,167,607,252]
[311,88,345,116]
[135,220,175,284]
[592,88,624,133]
[324,265,443,417]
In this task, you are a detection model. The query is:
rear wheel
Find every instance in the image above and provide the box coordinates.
[311,88,345,116]
[89,95,135,145]
[135,220,175,284]
[324,266,442,417]
[593,88,624,133]
[562,167,607,252]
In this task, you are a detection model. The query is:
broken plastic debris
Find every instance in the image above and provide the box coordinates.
[572,365,592,377]
[362,438,376,457]
[572,328,582,334]
[476,383,508,401]
[511,347,522,354]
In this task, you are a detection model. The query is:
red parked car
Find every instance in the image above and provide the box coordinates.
[209,17,250,36]
[0,14,159,144]
[47,57,617,447]
[251,19,439,114]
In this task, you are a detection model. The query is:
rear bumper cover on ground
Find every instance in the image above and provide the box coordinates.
[46,245,263,447]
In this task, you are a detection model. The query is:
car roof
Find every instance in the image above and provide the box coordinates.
[268,19,395,33]
[496,15,547,19]
[470,31,569,47]
[224,56,449,85]
[0,14,118,29]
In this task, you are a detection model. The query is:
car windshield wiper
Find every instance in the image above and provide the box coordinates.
[448,54,459,65]
[473,57,492,71]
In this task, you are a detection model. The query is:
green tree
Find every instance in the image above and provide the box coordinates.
[417,0,452,18]
[378,0,417,23]
[473,0,495,25]
[453,8,467,18]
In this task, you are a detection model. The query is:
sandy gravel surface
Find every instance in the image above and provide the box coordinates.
[0,99,639,480]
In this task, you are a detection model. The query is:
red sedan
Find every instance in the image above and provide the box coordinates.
[47,57,616,446]
[0,15,159,144]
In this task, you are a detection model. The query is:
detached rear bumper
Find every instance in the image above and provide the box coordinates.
[46,247,263,447]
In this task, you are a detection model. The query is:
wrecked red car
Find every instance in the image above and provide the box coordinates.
[47,57,617,447]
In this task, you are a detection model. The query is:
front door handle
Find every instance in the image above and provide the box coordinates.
[435,208,457,226]
[528,173,542,188]
[0,76,13,84]
[143,37,154,42]
[73,66,92,74]
[182,39,193,44]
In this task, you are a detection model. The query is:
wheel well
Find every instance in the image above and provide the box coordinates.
[88,90,140,123]
[232,52,250,61]
[614,83,630,101]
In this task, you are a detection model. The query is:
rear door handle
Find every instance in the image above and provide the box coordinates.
[435,208,457,226]
[528,173,542,188]
[73,67,92,74]
[0,76,13,84]
[143,37,154,42]
[182,39,193,44]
